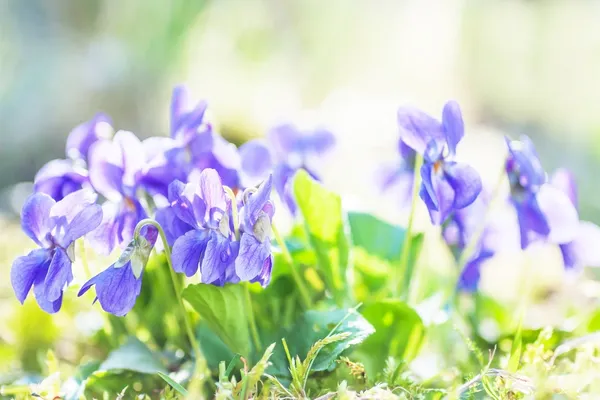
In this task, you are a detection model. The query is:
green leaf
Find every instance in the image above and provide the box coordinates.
[99,337,167,374]
[183,283,251,357]
[196,323,239,371]
[157,372,188,397]
[268,309,374,378]
[348,212,405,261]
[293,170,352,305]
[357,300,425,374]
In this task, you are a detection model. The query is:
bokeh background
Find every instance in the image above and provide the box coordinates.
[2,0,600,221]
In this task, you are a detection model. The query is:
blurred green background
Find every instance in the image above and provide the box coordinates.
[2,1,600,221]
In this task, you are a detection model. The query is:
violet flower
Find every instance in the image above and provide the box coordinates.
[551,168,600,270]
[87,131,148,255]
[236,175,275,287]
[239,123,335,213]
[397,101,482,224]
[170,169,239,285]
[505,136,578,249]
[443,196,495,291]
[11,189,102,313]
[142,86,241,196]
[378,140,417,209]
[34,113,113,201]
[78,225,158,316]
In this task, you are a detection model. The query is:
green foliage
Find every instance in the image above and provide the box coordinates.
[294,169,353,306]
[182,283,252,358]
[99,337,167,375]
[268,308,375,380]
[357,300,424,374]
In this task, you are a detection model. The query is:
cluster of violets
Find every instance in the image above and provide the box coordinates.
[11,89,600,317]
[383,100,600,290]
[11,85,335,316]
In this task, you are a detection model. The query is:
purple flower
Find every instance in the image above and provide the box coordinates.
[170,169,239,285]
[457,249,494,292]
[78,225,158,316]
[506,136,578,249]
[34,114,113,201]
[443,196,495,291]
[154,180,195,246]
[551,168,600,270]
[34,159,89,201]
[86,131,148,255]
[378,140,417,209]
[236,175,275,287]
[66,113,113,161]
[239,123,335,213]
[141,86,241,196]
[11,189,102,313]
[398,101,482,224]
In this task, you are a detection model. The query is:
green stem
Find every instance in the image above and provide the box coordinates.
[133,219,208,397]
[397,153,423,300]
[272,224,312,309]
[245,283,263,351]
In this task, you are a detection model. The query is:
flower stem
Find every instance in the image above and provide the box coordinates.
[244,283,263,351]
[223,186,240,240]
[133,219,208,397]
[271,224,312,309]
[397,153,423,300]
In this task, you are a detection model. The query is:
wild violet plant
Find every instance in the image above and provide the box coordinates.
[8,88,600,398]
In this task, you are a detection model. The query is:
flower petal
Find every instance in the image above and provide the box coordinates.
[21,193,55,246]
[172,229,209,276]
[551,168,578,209]
[200,168,226,213]
[268,124,302,158]
[239,140,274,187]
[11,249,51,304]
[537,184,579,244]
[564,221,600,269]
[87,202,120,255]
[44,248,73,302]
[58,203,103,247]
[66,113,113,160]
[444,162,482,209]
[201,232,234,284]
[304,128,336,154]
[250,255,273,287]
[170,85,191,137]
[33,281,63,314]
[419,162,438,210]
[113,131,145,189]
[397,106,444,154]
[88,139,125,201]
[515,196,550,249]
[171,182,205,228]
[34,159,88,201]
[243,175,273,227]
[50,188,98,225]
[88,262,142,316]
[235,233,271,282]
[441,101,464,155]
[155,206,193,246]
[458,249,494,292]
